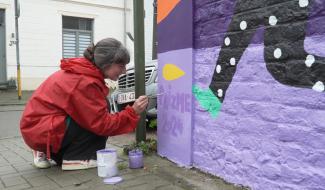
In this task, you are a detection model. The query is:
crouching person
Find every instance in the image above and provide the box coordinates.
[20,38,148,170]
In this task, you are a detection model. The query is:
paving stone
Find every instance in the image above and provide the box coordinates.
[12,163,37,173]
[47,174,81,187]
[144,155,173,167]
[0,134,245,190]
[120,171,149,181]
[15,151,32,162]
[2,183,31,190]
[0,145,9,151]
[0,180,4,188]
[115,177,147,189]
[77,176,102,187]
[156,184,186,190]
[26,175,60,188]
[124,183,155,190]
[141,175,170,188]
[85,168,97,175]
[0,172,22,179]
[58,184,91,190]
[20,170,46,179]
[0,152,25,164]
[7,146,22,153]
[0,156,9,167]
[26,184,61,190]
[0,166,16,176]
[91,185,122,190]
[1,175,26,187]
[41,167,65,177]
[119,168,148,176]
[69,179,111,190]
[72,171,97,182]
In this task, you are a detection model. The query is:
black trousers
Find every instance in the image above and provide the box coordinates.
[51,116,108,165]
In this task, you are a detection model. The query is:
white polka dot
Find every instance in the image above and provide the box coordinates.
[312,81,324,92]
[299,0,309,7]
[305,55,315,67]
[216,65,221,73]
[274,48,282,59]
[240,21,247,30]
[269,16,278,26]
[217,89,223,97]
[230,58,236,66]
[224,37,231,46]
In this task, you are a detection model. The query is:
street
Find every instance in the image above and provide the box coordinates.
[0,105,24,138]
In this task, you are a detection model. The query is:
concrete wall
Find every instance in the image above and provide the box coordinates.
[158,0,325,189]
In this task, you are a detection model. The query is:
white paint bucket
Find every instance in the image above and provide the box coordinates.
[96,149,118,178]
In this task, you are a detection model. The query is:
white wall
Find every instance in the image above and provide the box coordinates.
[0,0,127,90]
[0,1,16,86]
[144,0,154,62]
[0,0,154,90]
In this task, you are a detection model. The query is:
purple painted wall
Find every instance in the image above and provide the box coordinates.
[194,43,325,190]
[157,0,194,165]
[158,49,193,165]
[193,0,325,189]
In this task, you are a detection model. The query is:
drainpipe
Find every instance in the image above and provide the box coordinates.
[14,0,21,99]
[133,0,146,142]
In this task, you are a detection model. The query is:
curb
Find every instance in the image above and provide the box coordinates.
[0,102,27,106]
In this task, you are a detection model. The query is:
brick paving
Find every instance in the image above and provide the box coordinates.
[0,135,248,190]
[0,90,247,190]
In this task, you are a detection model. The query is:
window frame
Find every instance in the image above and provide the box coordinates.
[62,16,94,58]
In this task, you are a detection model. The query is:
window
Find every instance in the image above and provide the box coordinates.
[62,16,93,58]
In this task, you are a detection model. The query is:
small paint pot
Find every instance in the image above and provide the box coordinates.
[128,149,144,169]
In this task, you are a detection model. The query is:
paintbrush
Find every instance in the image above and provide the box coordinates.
[147,93,164,98]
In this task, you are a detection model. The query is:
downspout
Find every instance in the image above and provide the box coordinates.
[14,0,21,99]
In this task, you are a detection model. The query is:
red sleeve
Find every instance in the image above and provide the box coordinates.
[66,81,140,136]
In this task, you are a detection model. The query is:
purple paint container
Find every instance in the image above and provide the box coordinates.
[128,149,143,169]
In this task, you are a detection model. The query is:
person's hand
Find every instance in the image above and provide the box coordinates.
[132,95,149,115]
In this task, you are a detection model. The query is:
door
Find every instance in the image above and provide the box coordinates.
[0,9,6,83]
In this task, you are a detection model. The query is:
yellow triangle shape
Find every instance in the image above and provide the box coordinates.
[163,64,185,81]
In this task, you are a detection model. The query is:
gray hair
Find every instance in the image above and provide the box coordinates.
[84,38,130,69]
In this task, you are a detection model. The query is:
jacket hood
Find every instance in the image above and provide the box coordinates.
[60,57,105,82]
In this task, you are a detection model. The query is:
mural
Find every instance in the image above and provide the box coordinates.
[162,64,185,81]
[157,0,194,165]
[157,0,180,24]
[158,84,191,137]
[159,0,325,189]
[195,0,325,118]
[192,0,325,189]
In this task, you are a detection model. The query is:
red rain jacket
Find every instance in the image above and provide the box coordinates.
[20,58,139,156]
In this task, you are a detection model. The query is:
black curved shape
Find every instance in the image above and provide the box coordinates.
[209,0,325,102]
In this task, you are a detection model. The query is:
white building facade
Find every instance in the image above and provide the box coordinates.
[0,0,154,90]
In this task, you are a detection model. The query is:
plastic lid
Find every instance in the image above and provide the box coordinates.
[103,176,123,185]
[97,149,117,153]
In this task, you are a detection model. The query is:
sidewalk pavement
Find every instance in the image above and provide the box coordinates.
[0,134,249,190]
[0,90,248,190]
